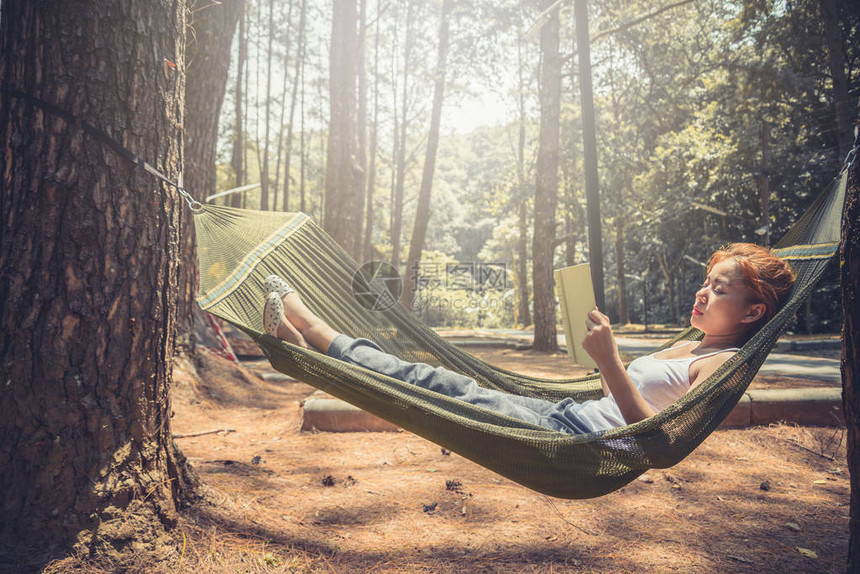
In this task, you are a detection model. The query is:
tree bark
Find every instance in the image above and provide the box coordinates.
[0,0,187,558]
[179,0,243,354]
[842,131,860,573]
[532,0,561,352]
[324,0,363,257]
[402,0,453,307]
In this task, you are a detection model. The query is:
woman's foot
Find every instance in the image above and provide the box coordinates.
[265,274,295,298]
[264,293,309,348]
[281,294,340,353]
[264,275,341,354]
[263,278,339,353]
[264,274,317,332]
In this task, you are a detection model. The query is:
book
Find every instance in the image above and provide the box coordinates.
[554,263,598,369]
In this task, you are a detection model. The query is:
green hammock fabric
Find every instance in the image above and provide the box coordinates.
[193,167,846,499]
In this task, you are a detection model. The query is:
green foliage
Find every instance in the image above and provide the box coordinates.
[213,0,855,331]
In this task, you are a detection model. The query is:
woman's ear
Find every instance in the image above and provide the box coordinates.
[741,302,767,324]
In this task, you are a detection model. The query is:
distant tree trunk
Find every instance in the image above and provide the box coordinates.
[356,0,369,257]
[516,26,532,328]
[561,161,577,268]
[843,131,859,573]
[180,0,243,354]
[260,0,275,210]
[759,122,770,247]
[325,0,362,257]
[402,0,453,307]
[363,0,382,262]
[242,7,251,208]
[300,45,307,213]
[564,211,576,267]
[273,0,295,210]
[518,199,532,327]
[532,0,561,352]
[657,247,681,324]
[252,3,264,183]
[615,217,630,324]
[283,0,307,212]
[575,0,605,310]
[820,0,853,158]
[0,0,189,558]
[391,0,415,269]
[230,5,247,204]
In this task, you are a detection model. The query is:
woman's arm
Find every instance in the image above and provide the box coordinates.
[599,374,610,397]
[582,309,656,424]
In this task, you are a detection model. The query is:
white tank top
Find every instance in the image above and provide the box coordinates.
[565,342,739,432]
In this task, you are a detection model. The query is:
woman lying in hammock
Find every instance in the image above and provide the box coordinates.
[262,243,794,434]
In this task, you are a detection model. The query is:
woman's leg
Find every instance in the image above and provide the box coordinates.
[326,335,578,428]
[270,288,589,433]
[276,291,340,354]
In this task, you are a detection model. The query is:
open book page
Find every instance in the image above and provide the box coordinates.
[554,263,598,369]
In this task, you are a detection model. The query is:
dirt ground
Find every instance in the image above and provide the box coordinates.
[46,344,849,573]
[154,343,849,574]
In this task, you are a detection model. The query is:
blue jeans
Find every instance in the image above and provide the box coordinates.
[327,335,592,434]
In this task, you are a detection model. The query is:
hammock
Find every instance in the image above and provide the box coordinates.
[193,166,846,499]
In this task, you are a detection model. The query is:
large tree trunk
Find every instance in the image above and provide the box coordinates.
[179,0,243,354]
[842,132,860,573]
[324,0,363,257]
[0,0,187,559]
[532,0,561,352]
[402,0,453,307]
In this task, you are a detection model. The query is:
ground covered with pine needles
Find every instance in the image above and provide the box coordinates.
[45,345,847,573]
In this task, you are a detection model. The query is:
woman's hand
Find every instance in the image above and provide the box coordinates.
[582,308,656,424]
[582,308,620,369]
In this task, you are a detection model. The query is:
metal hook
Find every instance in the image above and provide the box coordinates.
[177,187,203,212]
[845,145,858,169]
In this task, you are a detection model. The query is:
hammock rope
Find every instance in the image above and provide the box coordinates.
[193,160,848,499]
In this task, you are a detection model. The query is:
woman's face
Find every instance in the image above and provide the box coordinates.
[690,258,764,336]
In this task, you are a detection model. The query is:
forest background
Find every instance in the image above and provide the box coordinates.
[205,0,858,349]
[1,0,859,568]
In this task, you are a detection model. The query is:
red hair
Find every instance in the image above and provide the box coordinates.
[707,243,796,328]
